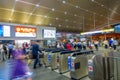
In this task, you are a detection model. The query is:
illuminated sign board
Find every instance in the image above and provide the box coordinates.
[43,29,56,38]
[15,26,36,37]
[0,25,10,37]
[81,28,114,35]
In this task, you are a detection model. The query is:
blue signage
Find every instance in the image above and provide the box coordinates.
[48,54,52,63]
[0,25,3,37]
[67,56,71,70]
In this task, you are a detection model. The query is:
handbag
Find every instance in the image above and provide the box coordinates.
[39,53,44,58]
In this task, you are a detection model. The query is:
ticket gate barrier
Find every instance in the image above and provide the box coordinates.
[58,51,74,74]
[43,49,57,67]
[88,51,119,80]
[88,55,104,80]
[48,49,68,70]
[69,50,94,80]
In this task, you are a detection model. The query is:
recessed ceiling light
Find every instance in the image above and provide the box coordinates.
[44,16,47,18]
[62,1,66,4]
[52,8,55,11]
[56,17,59,20]
[91,0,94,2]
[12,9,14,12]
[59,24,61,27]
[30,13,32,15]
[64,11,67,14]
[36,4,39,7]
[74,14,77,16]
[9,18,12,21]
[15,0,19,2]
[75,6,79,8]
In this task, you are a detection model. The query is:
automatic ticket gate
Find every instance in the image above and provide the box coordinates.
[48,49,67,70]
[69,50,94,80]
[43,49,56,67]
[88,51,118,80]
[58,51,74,74]
[88,55,104,80]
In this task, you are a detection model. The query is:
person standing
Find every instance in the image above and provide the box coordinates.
[8,43,14,59]
[94,40,99,51]
[66,40,73,51]
[103,39,109,49]
[113,39,118,50]
[31,41,42,69]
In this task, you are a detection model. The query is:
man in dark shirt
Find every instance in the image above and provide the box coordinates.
[31,41,42,69]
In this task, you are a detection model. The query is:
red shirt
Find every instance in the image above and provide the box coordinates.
[66,43,73,51]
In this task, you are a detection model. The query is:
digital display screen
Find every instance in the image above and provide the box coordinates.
[43,29,56,38]
[15,26,36,37]
[0,25,10,37]
[114,24,120,33]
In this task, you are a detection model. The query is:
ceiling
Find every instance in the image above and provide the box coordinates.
[0,0,120,32]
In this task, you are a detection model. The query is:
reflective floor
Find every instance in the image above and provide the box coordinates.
[0,61,90,80]
[0,48,111,80]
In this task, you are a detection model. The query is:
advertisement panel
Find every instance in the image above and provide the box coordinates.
[43,29,56,38]
[0,25,10,37]
[15,26,36,37]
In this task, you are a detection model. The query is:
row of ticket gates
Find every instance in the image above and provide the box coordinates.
[39,48,120,80]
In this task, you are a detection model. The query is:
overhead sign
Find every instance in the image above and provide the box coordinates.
[15,26,36,37]
[0,25,11,37]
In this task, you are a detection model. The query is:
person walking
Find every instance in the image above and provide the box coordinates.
[31,41,42,69]
[9,45,32,80]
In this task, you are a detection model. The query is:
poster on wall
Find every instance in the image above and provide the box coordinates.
[15,26,36,37]
[43,29,56,38]
[0,25,10,37]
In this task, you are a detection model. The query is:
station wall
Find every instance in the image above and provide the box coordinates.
[0,22,56,40]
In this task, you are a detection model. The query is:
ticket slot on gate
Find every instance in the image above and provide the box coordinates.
[75,62,80,70]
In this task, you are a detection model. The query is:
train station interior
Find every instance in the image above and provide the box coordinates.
[0,0,120,80]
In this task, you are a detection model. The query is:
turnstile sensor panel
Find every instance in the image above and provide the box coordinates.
[75,62,80,70]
